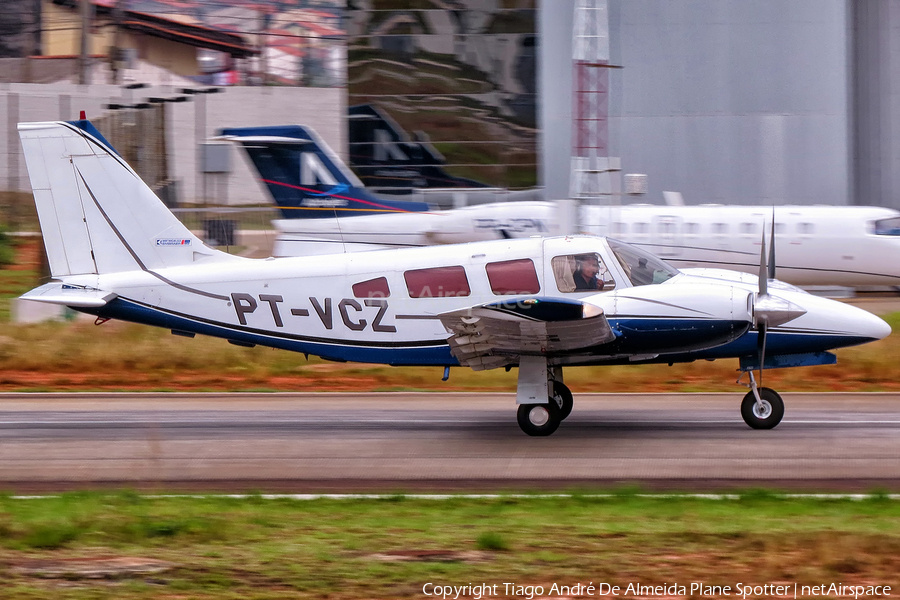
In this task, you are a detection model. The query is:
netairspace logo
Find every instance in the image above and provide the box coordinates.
[156,239,191,246]
[422,582,893,600]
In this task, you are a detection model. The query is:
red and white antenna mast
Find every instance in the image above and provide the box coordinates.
[570,0,621,202]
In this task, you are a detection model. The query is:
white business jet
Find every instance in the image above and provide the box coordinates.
[222,125,900,287]
[18,120,891,436]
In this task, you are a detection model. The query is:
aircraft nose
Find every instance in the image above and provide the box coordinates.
[848,306,892,341]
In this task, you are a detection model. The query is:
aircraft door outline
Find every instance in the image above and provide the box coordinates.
[652,215,682,257]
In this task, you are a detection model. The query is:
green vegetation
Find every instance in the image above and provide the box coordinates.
[0,226,14,267]
[0,493,897,598]
[0,191,39,232]
[475,531,510,551]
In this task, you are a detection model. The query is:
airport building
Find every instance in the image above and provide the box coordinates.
[350,0,900,209]
[0,1,899,210]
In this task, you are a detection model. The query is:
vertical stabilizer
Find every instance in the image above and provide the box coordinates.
[219,125,432,219]
[19,121,236,277]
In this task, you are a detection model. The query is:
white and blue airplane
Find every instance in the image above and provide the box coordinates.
[18,119,891,436]
[222,124,900,287]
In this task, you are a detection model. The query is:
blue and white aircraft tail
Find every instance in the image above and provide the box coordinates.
[218,125,432,219]
[220,124,555,255]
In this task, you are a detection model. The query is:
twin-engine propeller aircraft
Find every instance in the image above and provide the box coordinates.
[18,120,891,436]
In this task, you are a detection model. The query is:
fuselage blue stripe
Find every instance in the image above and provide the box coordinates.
[91,299,457,366]
[84,299,875,369]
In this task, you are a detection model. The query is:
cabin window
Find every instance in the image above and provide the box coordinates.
[712,223,728,235]
[683,222,700,235]
[352,276,390,298]
[874,216,900,235]
[775,223,786,234]
[633,222,649,235]
[613,222,628,235]
[797,222,815,235]
[739,223,757,235]
[551,253,615,293]
[486,259,540,295]
[404,266,470,298]
[657,221,676,234]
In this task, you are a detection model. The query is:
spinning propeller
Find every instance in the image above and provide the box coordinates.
[751,217,805,384]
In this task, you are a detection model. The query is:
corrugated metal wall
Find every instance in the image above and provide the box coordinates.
[542,0,853,207]
[852,0,900,208]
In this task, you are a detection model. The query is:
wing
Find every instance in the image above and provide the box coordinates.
[439,298,616,371]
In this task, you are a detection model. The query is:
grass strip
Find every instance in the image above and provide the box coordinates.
[1,239,898,392]
[0,491,897,599]
[0,313,896,392]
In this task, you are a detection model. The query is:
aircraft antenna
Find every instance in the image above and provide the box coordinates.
[333,204,347,254]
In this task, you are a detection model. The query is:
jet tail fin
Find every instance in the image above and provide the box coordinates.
[19,120,237,278]
[219,124,431,219]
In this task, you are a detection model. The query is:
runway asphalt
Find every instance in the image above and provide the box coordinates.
[0,392,898,493]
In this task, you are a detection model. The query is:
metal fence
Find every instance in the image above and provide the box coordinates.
[93,105,170,194]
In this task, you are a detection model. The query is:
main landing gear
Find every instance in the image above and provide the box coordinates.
[515,357,572,436]
[738,371,784,429]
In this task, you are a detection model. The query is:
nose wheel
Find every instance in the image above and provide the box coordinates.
[740,387,784,429]
[737,370,785,429]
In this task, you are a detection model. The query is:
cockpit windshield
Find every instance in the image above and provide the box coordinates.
[608,239,680,286]
[873,217,900,236]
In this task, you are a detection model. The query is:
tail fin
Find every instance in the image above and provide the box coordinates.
[19,120,232,277]
[218,124,431,219]
[348,104,490,191]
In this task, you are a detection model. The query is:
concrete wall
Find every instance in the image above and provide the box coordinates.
[542,0,852,206]
[0,83,345,205]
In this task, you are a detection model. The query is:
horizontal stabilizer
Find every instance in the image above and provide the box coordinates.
[20,282,116,308]
[215,135,312,145]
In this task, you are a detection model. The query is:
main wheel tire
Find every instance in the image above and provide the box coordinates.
[551,381,574,420]
[740,387,785,429]
[517,401,562,436]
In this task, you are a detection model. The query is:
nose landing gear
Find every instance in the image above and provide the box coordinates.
[738,371,784,429]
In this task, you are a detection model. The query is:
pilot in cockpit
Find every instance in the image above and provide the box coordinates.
[572,254,604,291]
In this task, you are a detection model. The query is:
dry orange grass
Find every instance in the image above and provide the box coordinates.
[2,239,897,392]
[0,314,895,392]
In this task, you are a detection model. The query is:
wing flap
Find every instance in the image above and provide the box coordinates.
[440,299,616,370]
[20,282,117,308]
